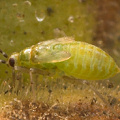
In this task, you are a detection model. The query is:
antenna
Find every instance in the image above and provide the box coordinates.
[0,49,8,65]
[0,49,8,58]
[0,59,6,64]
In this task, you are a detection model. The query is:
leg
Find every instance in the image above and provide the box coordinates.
[12,68,16,88]
[14,66,29,91]
[14,66,51,100]
[30,68,36,101]
[29,68,52,101]
[14,66,50,75]
[14,66,30,73]
[14,66,35,98]
[14,66,36,100]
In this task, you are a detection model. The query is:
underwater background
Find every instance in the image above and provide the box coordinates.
[0,0,120,119]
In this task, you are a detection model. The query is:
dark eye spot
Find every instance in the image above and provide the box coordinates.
[9,58,15,67]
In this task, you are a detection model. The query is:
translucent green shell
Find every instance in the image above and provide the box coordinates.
[10,37,120,80]
[54,42,120,80]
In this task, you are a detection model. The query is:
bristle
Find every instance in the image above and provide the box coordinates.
[0,49,8,58]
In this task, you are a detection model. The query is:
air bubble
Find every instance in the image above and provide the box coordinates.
[35,11,45,22]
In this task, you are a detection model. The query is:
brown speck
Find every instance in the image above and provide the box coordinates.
[46,7,54,16]
[48,89,52,93]
[5,70,8,74]
[24,31,27,35]
[16,13,25,19]
[107,82,114,88]
[12,31,16,34]
[41,31,45,35]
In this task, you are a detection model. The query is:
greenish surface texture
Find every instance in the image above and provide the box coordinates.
[0,0,95,81]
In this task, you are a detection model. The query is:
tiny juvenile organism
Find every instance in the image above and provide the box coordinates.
[5,37,119,80]
[0,37,120,117]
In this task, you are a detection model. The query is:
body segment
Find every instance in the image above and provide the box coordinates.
[8,37,120,80]
[53,42,119,80]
